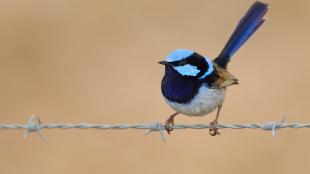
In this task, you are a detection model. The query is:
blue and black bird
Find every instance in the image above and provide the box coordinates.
[159,1,269,135]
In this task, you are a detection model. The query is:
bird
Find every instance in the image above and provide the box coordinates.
[159,1,268,136]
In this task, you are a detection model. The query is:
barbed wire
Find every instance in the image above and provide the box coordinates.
[1,115,310,142]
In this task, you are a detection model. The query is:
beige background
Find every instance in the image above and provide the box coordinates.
[1,0,310,173]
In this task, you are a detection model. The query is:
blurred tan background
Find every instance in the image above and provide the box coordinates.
[1,0,310,173]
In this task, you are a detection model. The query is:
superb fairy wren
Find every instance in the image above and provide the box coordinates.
[159,1,268,135]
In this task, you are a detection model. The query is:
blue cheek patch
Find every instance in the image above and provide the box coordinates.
[174,64,200,77]
[198,58,214,79]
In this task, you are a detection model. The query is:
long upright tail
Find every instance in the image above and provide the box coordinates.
[214,1,268,68]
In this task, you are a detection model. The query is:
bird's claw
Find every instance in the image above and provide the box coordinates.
[209,121,220,136]
[165,117,174,134]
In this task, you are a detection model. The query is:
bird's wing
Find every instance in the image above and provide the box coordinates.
[212,63,238,88]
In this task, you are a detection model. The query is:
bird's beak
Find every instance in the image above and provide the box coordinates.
[158,60,169,65]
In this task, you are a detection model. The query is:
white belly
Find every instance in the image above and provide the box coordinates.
[164,86,226,116]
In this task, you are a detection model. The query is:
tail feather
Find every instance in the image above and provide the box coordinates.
[214,1,268,68]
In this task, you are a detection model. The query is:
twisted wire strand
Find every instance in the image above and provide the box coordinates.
[1,115,310,142]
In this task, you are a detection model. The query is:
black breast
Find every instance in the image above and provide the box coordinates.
[161,65,202,104]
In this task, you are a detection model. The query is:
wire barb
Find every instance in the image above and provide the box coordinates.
[260,117,286,137]
[23,115,47,141]
[144,122,166,142]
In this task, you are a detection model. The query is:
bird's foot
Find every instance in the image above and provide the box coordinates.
[165,116,175,134]
[209,120,221,136]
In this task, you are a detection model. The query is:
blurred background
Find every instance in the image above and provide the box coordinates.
[1,0,310,173]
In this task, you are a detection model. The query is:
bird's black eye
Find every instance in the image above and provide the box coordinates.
[178,60,187,66]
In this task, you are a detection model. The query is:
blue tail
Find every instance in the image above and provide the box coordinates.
[214,1,268,68]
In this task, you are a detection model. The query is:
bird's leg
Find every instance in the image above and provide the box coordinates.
[209,105,222,136]
[165,112,178,134]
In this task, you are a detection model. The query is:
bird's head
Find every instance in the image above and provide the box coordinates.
[159,49,214,79]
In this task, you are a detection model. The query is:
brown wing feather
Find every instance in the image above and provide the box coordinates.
[212,63,238,88]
